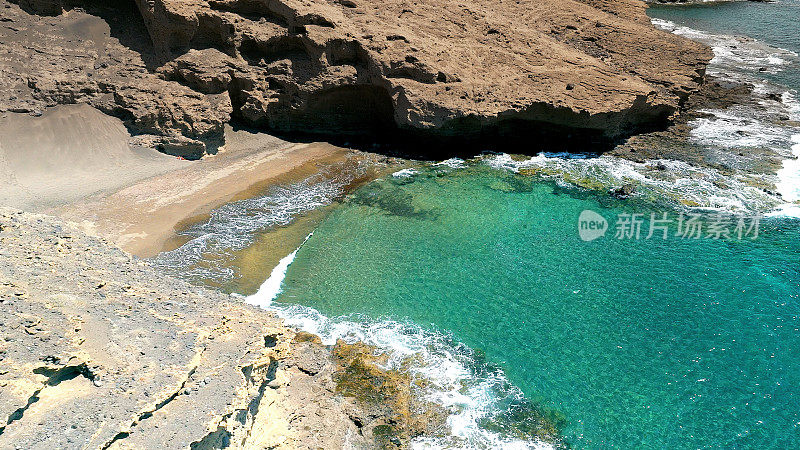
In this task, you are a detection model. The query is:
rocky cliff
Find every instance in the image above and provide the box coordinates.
[0,0,711,157]
[0,208,447,449]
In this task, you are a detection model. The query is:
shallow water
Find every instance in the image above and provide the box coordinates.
[273,162,800,447]
[150,152,398,291]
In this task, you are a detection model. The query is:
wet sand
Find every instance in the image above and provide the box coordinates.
[54,131,350,258]
[0,104,350,257]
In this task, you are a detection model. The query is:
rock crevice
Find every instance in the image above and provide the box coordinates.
[0,208,451,448]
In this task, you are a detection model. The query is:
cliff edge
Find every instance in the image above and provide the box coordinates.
[0,208,446,449]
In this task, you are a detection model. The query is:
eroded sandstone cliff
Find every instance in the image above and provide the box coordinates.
[0,0,711,156]
[0,208,447,449]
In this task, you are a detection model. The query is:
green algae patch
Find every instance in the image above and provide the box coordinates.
[481,402,569,448]
[518,166,611,193]
[331,340,449,448]
[348,181,440,220]
[293,331,323,344]
[333,341,404,405]
[740,175,778,193]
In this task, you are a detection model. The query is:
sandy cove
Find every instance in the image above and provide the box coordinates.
[0,104,355,257]
[52,134,349,258]
[0,104,443,448]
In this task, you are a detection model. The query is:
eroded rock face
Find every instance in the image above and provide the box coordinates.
[0,208,446,448]
[1,0,711,156]
[0,0,231,158]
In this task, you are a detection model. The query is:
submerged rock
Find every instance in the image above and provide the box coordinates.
[0,0,711,156]
[611,183,637,198]
[331,340,450,448]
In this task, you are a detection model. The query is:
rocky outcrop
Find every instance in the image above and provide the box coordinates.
[0,208,447,448]
[610,75,789,179]
[0,1,229,158]
[0,0,711,156]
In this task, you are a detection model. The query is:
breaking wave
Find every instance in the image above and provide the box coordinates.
[652,17,800,216]
[148,152,391,284]
[651,18,798,77]
[483,153,782,213]
[245,246,556,449]
[150,178,342,283]
[774,134,800,204]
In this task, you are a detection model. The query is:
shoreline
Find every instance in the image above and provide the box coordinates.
[0,208,448,448]
[0,2,798,447]
[51,125,353,258]
[0,103,363,258]
[145,148,404,294]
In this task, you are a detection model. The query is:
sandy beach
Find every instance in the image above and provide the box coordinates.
[0,104,349,257]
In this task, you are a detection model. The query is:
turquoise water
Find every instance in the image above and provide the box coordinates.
[149,2,800,447]
[275,163,800,447]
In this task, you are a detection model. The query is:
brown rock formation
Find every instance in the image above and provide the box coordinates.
[1,0,711,156]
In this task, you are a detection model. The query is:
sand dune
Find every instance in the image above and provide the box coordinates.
[0,104,189,210]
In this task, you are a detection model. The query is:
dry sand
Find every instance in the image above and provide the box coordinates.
[0,104,190,210]
[0,104,345,257]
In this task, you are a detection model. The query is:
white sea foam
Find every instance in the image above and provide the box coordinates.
[652,18,799,154]
[688,106,796,150]
[765,202,800,218]
[773,91,800,202]
[246,246,553,449]
[484,152,782,213]
[765,88,800,215]
[685,83,799,155]
[783,91,800,115]
[434,157,468,168]
[652,16,800,217]
[762,91,800,216]
[247,233,313,306]
[393,168,420,178]
[150,178,341,282]
[651,18,797,76]
[772,134,800,208]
